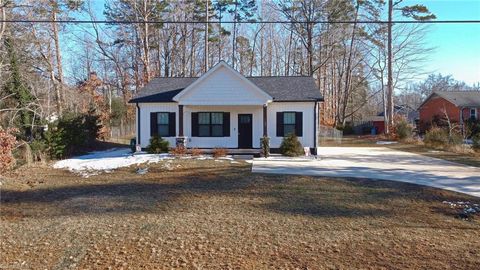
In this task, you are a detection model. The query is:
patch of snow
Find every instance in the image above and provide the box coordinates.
[53,148,172,177]
[46,113,58,123]
[376,141,398,145]
[195,155,213,160]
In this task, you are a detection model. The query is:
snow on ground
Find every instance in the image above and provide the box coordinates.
[53,148,173,178]
[53,148,237,177]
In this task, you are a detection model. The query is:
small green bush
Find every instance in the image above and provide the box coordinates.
[29,139,47,162]
[395,119,413,140]
[280,133,304,157]
[147,136,169,153]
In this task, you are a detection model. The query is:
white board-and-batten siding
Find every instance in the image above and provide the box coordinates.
[174,64,271,106]
[136,102,317,149]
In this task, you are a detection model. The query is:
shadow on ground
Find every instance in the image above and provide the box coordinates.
[1,162,477,220]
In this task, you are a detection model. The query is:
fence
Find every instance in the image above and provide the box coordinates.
[109,122,135,144]
[318,125,343,144]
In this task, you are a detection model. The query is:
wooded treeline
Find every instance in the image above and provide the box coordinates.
[0,0,476,139]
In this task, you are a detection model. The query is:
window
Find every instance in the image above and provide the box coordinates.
[157,112,170,137]
[471,109,477,120]
[283,112,296,136]
[197,112,225,137]
[150,112,175,137]
[277,111,303,137]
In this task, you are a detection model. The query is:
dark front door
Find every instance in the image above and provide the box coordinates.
[238,114,253,148]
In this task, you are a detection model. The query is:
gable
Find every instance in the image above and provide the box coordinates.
[419,93,455,110]
[173,62,272,105]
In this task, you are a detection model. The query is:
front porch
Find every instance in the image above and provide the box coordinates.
[176,104,269,150]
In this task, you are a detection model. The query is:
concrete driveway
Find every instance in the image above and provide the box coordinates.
[252,147,480,197]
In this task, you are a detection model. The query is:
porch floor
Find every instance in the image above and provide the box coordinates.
[188,148,261,155]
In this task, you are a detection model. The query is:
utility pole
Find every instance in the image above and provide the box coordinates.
[204,0,209,73]
[386,0,394,134]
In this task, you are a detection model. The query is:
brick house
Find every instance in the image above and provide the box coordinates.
[418,91,480,133]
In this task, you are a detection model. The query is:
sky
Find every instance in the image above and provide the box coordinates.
[68,0,480,85]
[406,0,480,85]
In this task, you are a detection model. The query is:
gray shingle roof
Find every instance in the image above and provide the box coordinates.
[420,91,480,108]
[129,76,323,103]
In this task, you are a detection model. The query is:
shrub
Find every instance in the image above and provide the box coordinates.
[337,123,354,135]
[395,119,413,141]
[280,133,304,157]
[29,139,47,162]
[465,118,480,138]
[147,136,169,154]
[44,112,101,158]
[448,131,463,146]
[170,146,187,156]
[472,134,480,152]
[424,127,449,149]
[260,136,270,158]
[0,128,17,173]
[190,148,203,156]
[212,148,228,158]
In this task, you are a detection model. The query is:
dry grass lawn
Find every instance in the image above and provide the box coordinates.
[1,159,480,269]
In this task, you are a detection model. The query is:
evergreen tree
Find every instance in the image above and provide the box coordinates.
[3,37,36,138]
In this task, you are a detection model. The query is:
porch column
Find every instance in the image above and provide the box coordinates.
[176,104,187,148]
[263,104,268,136]
[178,104,184,136]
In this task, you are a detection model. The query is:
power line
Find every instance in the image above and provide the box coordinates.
[1,19,480,24]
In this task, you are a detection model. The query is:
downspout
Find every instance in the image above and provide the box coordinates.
[136,103,141,146]
[313,101,318,154]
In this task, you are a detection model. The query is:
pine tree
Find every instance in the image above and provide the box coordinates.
[3,37,36,138]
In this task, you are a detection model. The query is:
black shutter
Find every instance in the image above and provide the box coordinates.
[150,112,158,137]
[295,112,303,137]
[191,112,199,137]
[276,112,284,137]
[169,112,176,137]
[223,112,230,137]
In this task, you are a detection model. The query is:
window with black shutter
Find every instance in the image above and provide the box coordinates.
[151,112,175,137]
[192,112,229,137]
[277,111,303,137]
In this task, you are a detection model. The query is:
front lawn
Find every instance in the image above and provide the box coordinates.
[1,160,479,269]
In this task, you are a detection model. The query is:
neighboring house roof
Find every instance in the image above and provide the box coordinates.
[129,74,323,103]
[418,91,480,109]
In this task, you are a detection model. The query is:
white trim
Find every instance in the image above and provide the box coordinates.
[172,61,272,104]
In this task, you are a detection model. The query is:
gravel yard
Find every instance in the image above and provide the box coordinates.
[1,159,480,269]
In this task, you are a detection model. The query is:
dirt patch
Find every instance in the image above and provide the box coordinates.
[1,160,480,269]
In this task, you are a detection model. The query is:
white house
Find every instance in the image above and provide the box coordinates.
[129,61,323,154]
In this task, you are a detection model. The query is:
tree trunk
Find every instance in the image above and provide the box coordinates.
[0,0,6,43]
[204,0,209,73]
[386,0,394,134]
[142,0,151,83]
[340,1,360,125]
[231,1,238,69]
[51,6,64,115]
